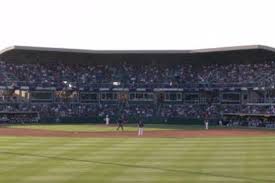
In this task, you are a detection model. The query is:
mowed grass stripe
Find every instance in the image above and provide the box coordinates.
[19,139,121,183]
[189,140,275,182]
[0,139,106,183]
[114,139,199,183]
[1,138,158,183]
[43,138,162,183]
[0,140,76,182]
[8,124,178,132]
[68,139,162,183]
[0,137,275,183]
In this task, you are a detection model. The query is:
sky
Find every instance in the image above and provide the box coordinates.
[0,0,275,51]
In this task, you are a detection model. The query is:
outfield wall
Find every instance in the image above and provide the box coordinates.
[40,116,206,125]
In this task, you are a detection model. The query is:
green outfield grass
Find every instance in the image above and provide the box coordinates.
[0,136,275,183]
[8,124,206,132]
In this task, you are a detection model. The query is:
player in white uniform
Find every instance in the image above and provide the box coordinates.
[205,119,209,130]
[219,119,223,126]
[105,115,110,125]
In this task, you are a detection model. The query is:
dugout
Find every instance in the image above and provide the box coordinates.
[0,111,40,123]
[223,113,275,127]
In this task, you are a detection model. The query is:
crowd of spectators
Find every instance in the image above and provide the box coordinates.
[1,102,275,128]
[0,103,155,119]
[222,118,275,129]
[2,103,275,119]
[1,61,275,128]
[160,104,206,119]
[219,105,275,114]
[1,62,275,88]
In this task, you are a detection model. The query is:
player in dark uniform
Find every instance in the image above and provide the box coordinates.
[116,118,124,131]
[138,119,144,136]
[123,115,128,125]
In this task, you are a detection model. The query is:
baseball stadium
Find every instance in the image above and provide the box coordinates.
[1,45,275,183]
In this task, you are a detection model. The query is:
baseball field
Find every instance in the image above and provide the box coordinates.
[1,124,275,183]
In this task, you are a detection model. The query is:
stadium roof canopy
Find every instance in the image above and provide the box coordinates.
[1,45,275,64]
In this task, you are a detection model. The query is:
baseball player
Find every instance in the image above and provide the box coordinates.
[116,118,124,131]
[219,119,223,126]
[105,115,110,125]
[205,119,209,130]
[204,110,210,130]
[138,119,144,136]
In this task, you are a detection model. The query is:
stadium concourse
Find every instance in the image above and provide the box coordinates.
[1,45,275,128]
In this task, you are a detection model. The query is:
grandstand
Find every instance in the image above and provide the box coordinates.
[1,45,275,128]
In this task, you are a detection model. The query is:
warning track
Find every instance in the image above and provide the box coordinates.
[1,127,275,138]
